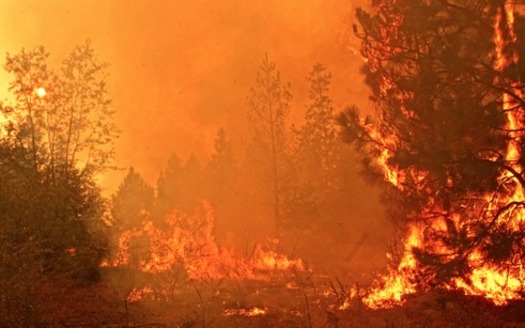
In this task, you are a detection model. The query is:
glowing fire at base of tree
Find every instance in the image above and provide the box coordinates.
[362,225,420,309]
[362,224,525,308]
[339,0,525,309]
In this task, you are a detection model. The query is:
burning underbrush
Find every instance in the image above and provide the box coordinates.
[101,201,309,303]
[89,200,525,327]
[93,201,364,326]
[18,191,520,327]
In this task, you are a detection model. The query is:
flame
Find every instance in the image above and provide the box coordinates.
[356,2,525,309]
[223,306,268,317]
[127,286,154,303]
[363,225,421,308]
[452,261,524,306]
[104,202,305,301]
[67,247,76,256]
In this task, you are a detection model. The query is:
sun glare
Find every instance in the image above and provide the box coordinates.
[35,87,46,98]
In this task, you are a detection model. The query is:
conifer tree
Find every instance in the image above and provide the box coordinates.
[340,0,525,286]
[247,54,292,237]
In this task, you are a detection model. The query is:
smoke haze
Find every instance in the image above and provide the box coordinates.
[0,0,370,189]
[0,0,390,279]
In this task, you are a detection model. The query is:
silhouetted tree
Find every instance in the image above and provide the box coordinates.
[112,167,154,231]
[284,63,342,229]
[3,42,117,177]
[247,53,292,237]
[202,128,240,241]
[156,152,204,215]
[205,128,237,203]
[180,154,203,212]
[297,63,341,191]
[156,152,184,217]
[0,42,116,323]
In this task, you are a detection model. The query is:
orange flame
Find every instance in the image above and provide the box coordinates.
[358,2,525,309]
[363,224,421,308]
[127,286,154,303]
[104,202,306,301]
[223,307,268,317]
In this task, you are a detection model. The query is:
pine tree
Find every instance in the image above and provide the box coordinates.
[297,63,341,192]
[339,0,525,286]
[156,152,184,217]
[180,154,203,212]
[111,167,154,231]
[206,128,237,203]
[247,53,292,238]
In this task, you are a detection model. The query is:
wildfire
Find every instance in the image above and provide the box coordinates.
[452,262,524,306]
[355,2,525,309]
[127,286,154,303]
[103,201,306,302]
[363,225,421,308]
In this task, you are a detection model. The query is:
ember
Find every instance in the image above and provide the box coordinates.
[223,306,268,317]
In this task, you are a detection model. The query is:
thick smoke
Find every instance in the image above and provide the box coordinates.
[0,0,389,280]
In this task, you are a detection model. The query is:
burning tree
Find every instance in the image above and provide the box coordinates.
[339,0,525,307]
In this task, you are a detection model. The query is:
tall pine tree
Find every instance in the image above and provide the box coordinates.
[340,0,525,287]
[247,54,292,238]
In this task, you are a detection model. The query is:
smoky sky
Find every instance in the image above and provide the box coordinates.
[0,0,371,191]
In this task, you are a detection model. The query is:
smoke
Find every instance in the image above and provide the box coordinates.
[0,0,389,279]
[0,0,369,188]
[104,0,372,188]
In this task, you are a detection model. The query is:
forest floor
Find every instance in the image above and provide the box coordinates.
[34,272,525,328]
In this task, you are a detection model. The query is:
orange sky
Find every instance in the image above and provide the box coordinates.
[0,0,370,192]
